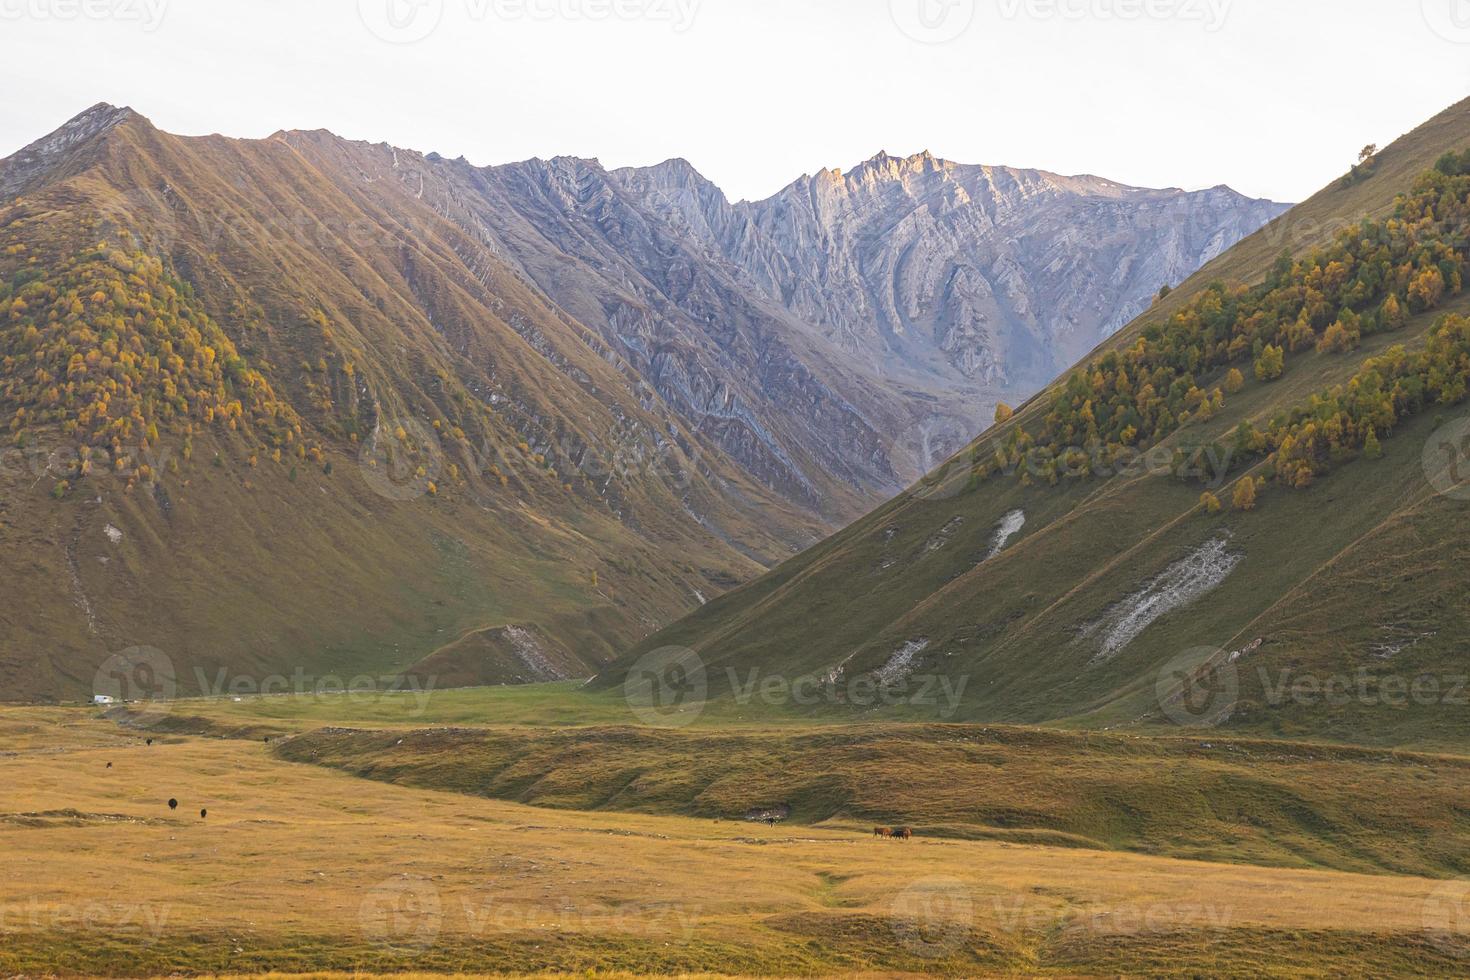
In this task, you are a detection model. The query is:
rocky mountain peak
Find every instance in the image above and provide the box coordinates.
[839,148,947,188]
[0,103,145,196]
[616,157,724,198]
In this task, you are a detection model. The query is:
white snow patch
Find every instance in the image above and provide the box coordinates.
[104,524,122,545]
[1228,637,1264,663]
[1081,537,1242,664]
[923,517,965,553]
[874,639,930,685]
[823,651,858,686]
[1371,626,1437,660]
[986,510,1026,560]
[502,626,566,681]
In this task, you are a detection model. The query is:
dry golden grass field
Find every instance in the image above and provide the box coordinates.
[6,703,1470,977]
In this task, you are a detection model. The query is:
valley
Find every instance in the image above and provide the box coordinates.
[4,702,1470,978]
[601,96,1470,747]
[0,104,1284,703]
[2,12,1468,979]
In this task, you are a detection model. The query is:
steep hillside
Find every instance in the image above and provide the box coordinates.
[280,135,1285,513]
[0,105,1284,702]
[0,105,814,700]
[599,96,1470,748]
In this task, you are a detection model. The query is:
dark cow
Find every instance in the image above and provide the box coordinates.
[895,827,913,841]
[168,798,178,810]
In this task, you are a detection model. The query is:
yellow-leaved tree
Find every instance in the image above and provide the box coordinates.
[1232,477,1258,511]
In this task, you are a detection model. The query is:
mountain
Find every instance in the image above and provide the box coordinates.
[0,104,1283,701]
[598,96,1470,749]
[614,151,1282,394]
[279,136,1285,515]
[605,152,1285,494]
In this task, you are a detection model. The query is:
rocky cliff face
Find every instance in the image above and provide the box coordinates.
[0,105,1290,699]
[615,150,1288,398]
[335,145,1286,512]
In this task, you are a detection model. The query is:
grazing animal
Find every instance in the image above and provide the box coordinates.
[146,738,153,746]
[200,809,207,820]
[895,827,913,840]
[105,762,112,769]
[168,798,178,810]
[874,827,893,838]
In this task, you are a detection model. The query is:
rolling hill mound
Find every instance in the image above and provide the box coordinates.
[599,95,1470,748]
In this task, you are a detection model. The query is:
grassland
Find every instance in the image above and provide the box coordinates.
[268,721,1470,878]
[113,676,1470,881]
[6,704,1470,978]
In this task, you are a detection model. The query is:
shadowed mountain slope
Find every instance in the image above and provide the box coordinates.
[598,96,1470,749]
[0,104,1284,701]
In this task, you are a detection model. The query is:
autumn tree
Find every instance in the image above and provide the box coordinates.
[1317,319,1357,354]
[1409,267,1446,313]
[1254,344,1285,382]
[1232,477,1258,511]
[1381,293,1407,331]
[1363,428,1382,460]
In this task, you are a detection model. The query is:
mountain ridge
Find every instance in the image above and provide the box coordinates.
[0,103,1287,701]
[596,95,1470,749]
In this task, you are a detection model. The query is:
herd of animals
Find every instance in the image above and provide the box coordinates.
[103,737,208,819]
[873,826,914,840]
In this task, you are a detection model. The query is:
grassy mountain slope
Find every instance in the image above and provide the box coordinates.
[597,96,1470,747]
[0,104,1286,704]
[0,105,832,701]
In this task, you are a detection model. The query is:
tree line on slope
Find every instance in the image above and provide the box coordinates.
[0,242,310,493]
[977,152,1470,509]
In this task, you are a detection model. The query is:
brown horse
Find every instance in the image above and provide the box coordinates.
[894,827,913,840]
[873,826,893,838]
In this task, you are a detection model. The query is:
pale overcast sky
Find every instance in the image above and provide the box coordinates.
[3,0,1469,204]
